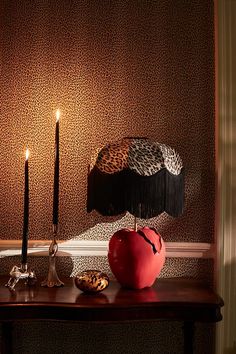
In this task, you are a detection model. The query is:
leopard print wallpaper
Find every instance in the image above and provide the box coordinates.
[0,1,215,353]
[0,0,215,245]
[0,0,215,246]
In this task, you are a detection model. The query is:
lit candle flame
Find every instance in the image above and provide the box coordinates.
[25,148,29,161]
[56,109,60,122]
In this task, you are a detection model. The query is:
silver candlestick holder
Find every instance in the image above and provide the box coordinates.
[5,263,37,291]
[41,224,64,287]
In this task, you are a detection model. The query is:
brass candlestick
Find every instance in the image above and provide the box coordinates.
[41,224,64,287]
[5,263,37,291]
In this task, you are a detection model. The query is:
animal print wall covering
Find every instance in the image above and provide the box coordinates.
[0,0,215,244]
[0,0,215,353]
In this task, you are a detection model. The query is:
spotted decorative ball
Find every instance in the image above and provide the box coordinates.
[74,270,109,293]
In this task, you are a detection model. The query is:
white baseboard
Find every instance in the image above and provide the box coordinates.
[0,240,214,258]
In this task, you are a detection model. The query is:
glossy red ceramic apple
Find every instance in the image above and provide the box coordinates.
[108,226,166,289]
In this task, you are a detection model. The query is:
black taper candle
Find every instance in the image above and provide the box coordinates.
[53,110,60,224]
[21,149,29,265]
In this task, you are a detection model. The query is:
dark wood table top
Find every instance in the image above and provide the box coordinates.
[0,276,224,323]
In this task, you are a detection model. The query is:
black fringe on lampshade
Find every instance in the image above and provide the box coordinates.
[87,166,184,219]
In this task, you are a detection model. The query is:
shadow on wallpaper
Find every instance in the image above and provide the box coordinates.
[0,0,215,244]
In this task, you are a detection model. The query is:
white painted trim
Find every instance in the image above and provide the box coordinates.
[165,242,214,259]
[0,240,214,258]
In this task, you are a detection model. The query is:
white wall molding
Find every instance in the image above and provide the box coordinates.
[0,239,214,258]
[165,242,214,259]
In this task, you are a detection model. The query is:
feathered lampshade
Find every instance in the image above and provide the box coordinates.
[87,137,184,219]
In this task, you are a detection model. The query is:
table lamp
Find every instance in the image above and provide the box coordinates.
[87,137,184,289]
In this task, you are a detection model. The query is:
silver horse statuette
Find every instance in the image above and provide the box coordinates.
[5,264,37,291]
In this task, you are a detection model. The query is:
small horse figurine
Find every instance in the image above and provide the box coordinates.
[5,265,37,291]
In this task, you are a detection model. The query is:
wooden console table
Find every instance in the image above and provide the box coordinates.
[0,276,223,354]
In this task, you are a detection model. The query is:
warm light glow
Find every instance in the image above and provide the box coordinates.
[56,109,60,122]
[25,148,29,160]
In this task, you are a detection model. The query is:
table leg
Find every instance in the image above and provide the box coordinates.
[183,321,195,354]
[1,321,13,354]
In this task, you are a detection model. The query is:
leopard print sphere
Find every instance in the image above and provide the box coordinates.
[75,270,109,293]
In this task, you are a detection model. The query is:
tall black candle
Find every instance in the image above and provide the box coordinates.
[53,109,60,225]
[21,148,29,265]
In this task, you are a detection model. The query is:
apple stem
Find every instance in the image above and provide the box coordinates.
[134,216,137,232]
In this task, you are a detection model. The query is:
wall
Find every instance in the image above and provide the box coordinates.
[0,0,215,353]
